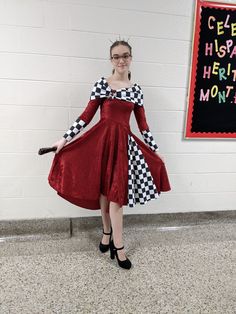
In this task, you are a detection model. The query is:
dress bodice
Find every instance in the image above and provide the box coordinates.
[100,98,134,128]
[62,77,159,153]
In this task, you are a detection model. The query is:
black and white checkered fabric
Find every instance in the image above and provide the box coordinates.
[127,134,159,207]
[63,118,86,142]
[90,77,143,106]
[141,130,159,152]
[90,77,111,100]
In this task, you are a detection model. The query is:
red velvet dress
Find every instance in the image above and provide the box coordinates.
[48,77,171,212]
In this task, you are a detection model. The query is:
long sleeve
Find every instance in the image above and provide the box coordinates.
[133,103,159,152]
[63,99,101,142]
[63,79,104,142]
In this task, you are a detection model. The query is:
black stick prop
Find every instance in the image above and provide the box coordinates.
[38,147,57,155]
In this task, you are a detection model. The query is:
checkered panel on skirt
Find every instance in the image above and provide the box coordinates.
[127,134,159,207]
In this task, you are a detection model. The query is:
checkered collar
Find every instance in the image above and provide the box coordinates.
[90,77,143,106]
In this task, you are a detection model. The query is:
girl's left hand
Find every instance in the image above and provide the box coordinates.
[155,151,165,163]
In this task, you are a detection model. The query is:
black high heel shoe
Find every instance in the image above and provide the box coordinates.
[99,227,112,253]
[110,239,132,269]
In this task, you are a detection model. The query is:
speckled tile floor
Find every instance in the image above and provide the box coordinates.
[0,222,235,314]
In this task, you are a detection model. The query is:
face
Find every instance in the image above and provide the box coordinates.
[110,45,132,75]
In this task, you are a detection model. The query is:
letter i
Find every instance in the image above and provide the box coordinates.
[227,63,231,76]
[214,39,218,52]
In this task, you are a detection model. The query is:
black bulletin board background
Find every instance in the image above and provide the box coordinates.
[185,0,236,138]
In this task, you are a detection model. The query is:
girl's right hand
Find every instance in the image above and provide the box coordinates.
[52,137,67,154]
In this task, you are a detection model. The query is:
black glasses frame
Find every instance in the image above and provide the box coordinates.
[110,54,132,62]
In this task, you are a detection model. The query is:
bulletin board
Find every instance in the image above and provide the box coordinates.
[185,0,236,138]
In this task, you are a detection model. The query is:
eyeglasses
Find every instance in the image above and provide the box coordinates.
[111,53,131,63]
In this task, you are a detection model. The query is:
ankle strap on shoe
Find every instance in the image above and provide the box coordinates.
[114,245,124,250]
[103,228,112,235]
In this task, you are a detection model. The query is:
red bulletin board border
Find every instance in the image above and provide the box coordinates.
[184,0,236,139]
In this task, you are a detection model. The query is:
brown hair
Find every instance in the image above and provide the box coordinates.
[110,40,132,80]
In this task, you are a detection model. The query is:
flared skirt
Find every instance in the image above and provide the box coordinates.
[48,118,171,211]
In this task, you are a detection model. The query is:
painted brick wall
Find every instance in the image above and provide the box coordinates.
[0,0,235,219]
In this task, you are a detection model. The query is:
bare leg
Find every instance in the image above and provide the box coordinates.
[99,194,111,245]
[109,201,127,261]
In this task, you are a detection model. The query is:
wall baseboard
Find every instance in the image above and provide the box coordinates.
[0,210,235,242]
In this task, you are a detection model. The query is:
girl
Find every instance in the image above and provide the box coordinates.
[48,40,171,270]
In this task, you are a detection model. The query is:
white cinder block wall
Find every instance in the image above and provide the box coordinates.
[0,0,236,220]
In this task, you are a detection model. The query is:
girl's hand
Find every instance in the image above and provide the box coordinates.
[52,137,67,154]
[155,151,165,163]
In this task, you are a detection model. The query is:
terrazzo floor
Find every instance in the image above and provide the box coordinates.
[0,222,235,314]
